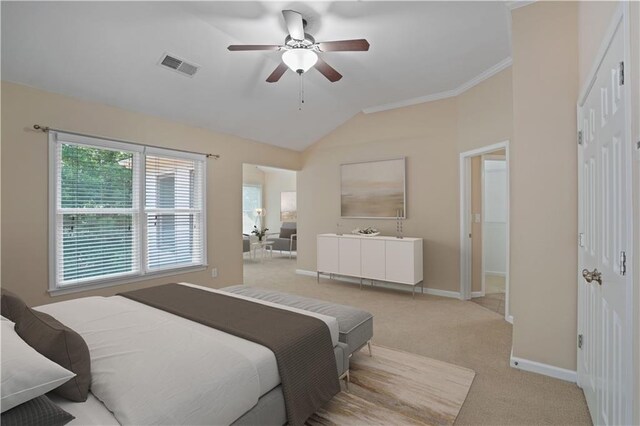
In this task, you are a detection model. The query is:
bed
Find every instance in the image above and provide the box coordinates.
[23,283,349,425]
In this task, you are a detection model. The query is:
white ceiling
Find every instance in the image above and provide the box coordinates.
[1,2,511,151]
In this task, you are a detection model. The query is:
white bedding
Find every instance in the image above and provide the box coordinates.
[35,283,339,425]
[49,393,119,426]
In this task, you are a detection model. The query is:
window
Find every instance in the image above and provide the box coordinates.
[50,132,206,291]
[242,185,262,234]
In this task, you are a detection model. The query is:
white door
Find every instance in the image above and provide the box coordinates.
[578,16,632,426]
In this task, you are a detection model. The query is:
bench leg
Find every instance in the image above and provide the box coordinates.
[367,341,372,357]
[317,271,320,283]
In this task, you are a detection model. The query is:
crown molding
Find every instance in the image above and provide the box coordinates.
[362,57,512,114]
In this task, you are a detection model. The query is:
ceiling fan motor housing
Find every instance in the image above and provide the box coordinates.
[284,34,315,49]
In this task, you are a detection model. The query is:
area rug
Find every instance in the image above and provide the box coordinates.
[307,345,475,426]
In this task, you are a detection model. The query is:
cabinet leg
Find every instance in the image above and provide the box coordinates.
[367,341,372,357]
[317,272,320,283]
[421,281,424,294]
[360,277,363,290]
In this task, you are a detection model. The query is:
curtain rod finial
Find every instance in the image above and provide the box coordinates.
[33,124,49,132]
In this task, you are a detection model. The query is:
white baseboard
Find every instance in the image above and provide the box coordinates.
[506,315,514,324]
[485,271,506,277]
[295,269,461,299]
[471,291,485,298]
[510,349,577,383]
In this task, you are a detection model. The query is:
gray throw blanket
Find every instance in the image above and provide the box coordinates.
[119,284,340,426]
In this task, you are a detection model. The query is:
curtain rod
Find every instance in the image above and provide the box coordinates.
[32,124,220,159]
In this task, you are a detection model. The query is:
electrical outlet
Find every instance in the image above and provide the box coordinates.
[211,268,218,278]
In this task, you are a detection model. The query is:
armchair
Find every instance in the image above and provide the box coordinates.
[270,222,297,258]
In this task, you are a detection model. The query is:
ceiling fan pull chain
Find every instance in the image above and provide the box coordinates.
[298,72,305,110]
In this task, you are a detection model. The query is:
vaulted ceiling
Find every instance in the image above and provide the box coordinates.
[1,2,511,150]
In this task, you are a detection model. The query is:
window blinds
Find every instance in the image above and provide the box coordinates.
[145,153,205,271]
[52,133,206,289]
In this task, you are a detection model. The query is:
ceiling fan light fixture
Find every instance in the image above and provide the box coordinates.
[282,48,317,74]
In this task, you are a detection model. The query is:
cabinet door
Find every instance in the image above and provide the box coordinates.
[361,239,386,280]
[317,237,339,274]
[385,240,416,284]
[339,238,361,277]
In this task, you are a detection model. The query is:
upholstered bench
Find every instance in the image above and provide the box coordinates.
[221,285,374,357]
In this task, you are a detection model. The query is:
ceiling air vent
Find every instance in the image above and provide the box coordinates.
[158,53,199,77]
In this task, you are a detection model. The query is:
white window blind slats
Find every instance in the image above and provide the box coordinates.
[52,133,206,290]
[55,142,140,285]
[144,155,205,271]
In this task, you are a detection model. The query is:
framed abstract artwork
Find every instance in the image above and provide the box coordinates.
[340,158,406,219]
[280,191,297,221]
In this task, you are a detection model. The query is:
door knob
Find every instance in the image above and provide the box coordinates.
[582,268,603,285]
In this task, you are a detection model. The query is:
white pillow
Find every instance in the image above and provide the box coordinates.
[1,319,76,412]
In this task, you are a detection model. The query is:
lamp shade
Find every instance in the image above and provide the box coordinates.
[282,49,318,74]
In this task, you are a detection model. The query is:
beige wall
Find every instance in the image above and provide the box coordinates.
[578,1,620,90]
[298,67,513,294]
[510,1,579,370]
[242,164,265,188]
[263,169,296,233]
[457,69,514,153]
[299,98,461,291]
[1,82,302,306]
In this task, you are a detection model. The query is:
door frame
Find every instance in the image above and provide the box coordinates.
[459,141,512,323]
[480,153,508,297]
[576,2,635,422]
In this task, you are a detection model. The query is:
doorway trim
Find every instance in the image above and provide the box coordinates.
[459,141,512,323]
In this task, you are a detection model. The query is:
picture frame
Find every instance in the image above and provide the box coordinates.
[340,157,406,219]
[280,191,297,221]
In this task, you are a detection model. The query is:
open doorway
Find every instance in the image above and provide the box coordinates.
[242,164,297,274]
[459,142,511,323]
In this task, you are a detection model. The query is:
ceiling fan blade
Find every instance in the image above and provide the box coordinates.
[282,10,305,41]
[228,45,281,51]
[317,39,370,52]
[266,62,289,83]
[314,57,342,82]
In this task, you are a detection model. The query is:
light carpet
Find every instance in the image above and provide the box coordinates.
[308,345,475,426]
[243,255,592,425]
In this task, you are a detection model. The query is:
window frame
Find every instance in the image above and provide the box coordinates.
[242,184,262,234]
[48,132,207,295]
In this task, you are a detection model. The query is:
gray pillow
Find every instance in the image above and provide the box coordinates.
[1,289,91,402]
[1,395,74,426]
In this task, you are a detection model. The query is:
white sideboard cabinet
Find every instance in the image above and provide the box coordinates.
[316,234,423,295]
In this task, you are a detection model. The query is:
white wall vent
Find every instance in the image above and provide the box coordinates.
[158,53,199,77]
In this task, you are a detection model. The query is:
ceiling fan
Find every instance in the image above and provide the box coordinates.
[227,9,369,83]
